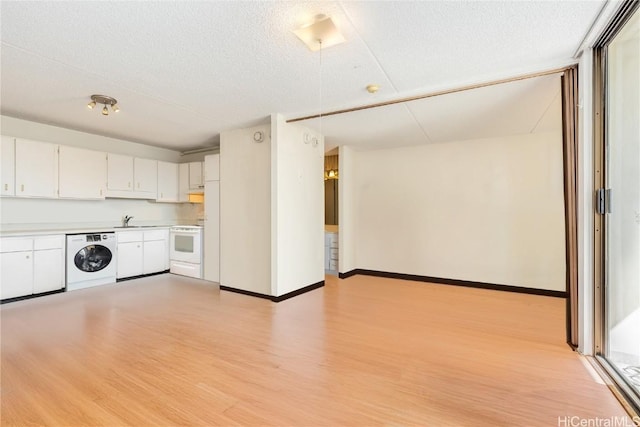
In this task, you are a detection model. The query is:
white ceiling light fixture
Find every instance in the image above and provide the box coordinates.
[87,94,119,116]
[293,14,346,51]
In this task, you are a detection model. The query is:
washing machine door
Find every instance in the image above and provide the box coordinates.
[74,245,113,272]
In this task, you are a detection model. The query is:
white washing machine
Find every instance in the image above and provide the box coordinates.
[66,233,117,291]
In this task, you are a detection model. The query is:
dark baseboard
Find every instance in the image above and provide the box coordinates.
[219,286,273,301]
[338,270,358,279]
[116,270,169,283]
[1,288,65,305]
[341,269,567,298]
[220,280,325,303]
[273,280,324,302]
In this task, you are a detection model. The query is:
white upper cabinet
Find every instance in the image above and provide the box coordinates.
[15,138,58,198]
[107,153,133,191]
[189,161,204,190]
[157,161,178,202]
[134,158,158,194]
[107,154,157,199]
[178,163,189,202]
[1,136,15,196]
[58,146,106,199]
[204,154,220,182]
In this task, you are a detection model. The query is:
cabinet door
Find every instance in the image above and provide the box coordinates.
[59,146,107,199]
[33,248,64,293]
[189,162,203,190]
[0,251,33,299]
[15,139,58,198]
[157,161,178,202]
[1,136,15,196]
[204,154,220,182]
[204,181,220,282]
[143,240,166,274]
[134,158,157,194]
[178,163,189,202]
[107,153,134,191]
[116,242,143,279]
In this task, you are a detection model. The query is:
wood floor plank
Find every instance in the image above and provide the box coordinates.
[0,273,631,426]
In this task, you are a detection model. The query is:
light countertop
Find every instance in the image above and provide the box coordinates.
[0,223,178,237]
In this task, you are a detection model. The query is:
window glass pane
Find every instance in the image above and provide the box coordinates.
[606,7,640,395]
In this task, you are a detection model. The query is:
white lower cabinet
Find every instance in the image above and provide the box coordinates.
[33,248,64,293]
[116,241,144,279]
[143,229,169,275]
[0,235,65,300]
[116,229,169,279]
[0,251,33,299]
[116,232,144,279]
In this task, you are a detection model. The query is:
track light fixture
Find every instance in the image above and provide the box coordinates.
[88,94,119,116]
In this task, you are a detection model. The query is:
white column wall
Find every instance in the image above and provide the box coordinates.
[338,145,357,274]
[271,114,324,297]
[219,124,272,295]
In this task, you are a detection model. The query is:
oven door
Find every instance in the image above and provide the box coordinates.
[170,231,201,264]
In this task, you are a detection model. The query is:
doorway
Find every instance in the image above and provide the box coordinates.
[324,150,339,275]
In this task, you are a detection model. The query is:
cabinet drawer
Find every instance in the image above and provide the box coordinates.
[34,235,64,250]
[0,237,33,253]
[143,229,168,242]
[116,231,143,243]
[330,248,339,260]
[328,260,338,271]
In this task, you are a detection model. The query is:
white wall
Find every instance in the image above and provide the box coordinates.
[339,145,356,274]
[0,115,199,229]
[271,114,324,297]
[351,131,566,291]
[219,124,272,295]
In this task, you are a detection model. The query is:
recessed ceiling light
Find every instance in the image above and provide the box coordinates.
[293,14,346,51]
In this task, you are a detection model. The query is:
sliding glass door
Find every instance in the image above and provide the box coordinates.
[597,2,640,405]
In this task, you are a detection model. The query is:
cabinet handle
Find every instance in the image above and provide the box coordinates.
[26,255,30,259]
[100,189,103,196]
[128,182,131,188]
[137,245,140,248]
[21,184,24,192]
[3,184,7,191]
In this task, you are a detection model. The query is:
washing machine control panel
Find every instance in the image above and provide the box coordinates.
[84,233,114,242]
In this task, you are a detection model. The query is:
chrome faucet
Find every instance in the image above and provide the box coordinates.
[123,215,134,227]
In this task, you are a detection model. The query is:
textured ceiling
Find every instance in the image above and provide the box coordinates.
[314,73,562,151]
[0,1,603,151]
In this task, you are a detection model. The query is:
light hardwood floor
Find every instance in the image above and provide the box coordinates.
[0,274,630,426]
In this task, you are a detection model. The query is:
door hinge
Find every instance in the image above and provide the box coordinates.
[596,188,612,214]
